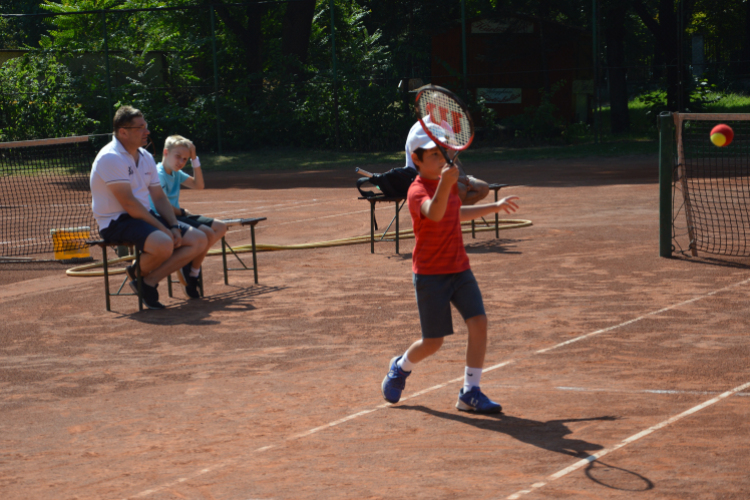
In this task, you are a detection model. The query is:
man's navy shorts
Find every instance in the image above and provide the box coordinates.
[412,269,486,339]
[99,212,187,252]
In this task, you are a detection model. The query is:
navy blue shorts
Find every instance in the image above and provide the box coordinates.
[178,214,215,229]
[413,269,486,339]
[100,212,187,252]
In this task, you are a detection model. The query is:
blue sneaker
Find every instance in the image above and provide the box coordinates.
[381,356,410,403]
[456,386,502,413]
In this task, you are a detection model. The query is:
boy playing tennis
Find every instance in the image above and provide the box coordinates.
[381,121,519,413]
[149,135,227,299]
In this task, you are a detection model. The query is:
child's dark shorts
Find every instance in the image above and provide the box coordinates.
[99,212,188,252]
[412,269,486,339]
[177,214,215,229]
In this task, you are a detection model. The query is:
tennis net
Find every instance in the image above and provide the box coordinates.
[0,135,107,261]
[663,113,750,257]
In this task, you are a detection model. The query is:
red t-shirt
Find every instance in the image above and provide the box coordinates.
[408,176,470,275]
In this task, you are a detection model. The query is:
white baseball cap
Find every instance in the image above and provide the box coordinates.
[405,118,447,169]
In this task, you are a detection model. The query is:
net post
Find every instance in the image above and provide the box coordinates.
[658,111,674,257]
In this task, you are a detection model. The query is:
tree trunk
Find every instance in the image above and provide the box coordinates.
[604,4,630,134]
[742,1,750,75]
[631,0,696,112]
[209,0,264,76]
[281,0,316,67]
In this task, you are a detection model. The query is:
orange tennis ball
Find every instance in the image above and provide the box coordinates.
[710,124,734,147]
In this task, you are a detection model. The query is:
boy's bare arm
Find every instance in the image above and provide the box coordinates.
[460,195,519,221]
[421,164,460,221]
[180,142,205,189]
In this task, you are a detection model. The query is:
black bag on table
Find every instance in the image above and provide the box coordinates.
[356,167,416,230]
[356,167,416,199]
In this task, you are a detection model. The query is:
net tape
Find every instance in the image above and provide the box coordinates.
[0,135,105,259]
[416,87,473,150]
[674,113,750,257]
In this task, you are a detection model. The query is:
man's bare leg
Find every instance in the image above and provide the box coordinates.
[141,228,207,287]
[461,177,490,206]
[191,220,227,269]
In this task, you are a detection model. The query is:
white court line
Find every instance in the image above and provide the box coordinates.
[555,386,750,397]
[505,380,750,500]
[126,276,750,499]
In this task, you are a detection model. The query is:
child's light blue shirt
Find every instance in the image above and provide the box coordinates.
[149,162,190,214]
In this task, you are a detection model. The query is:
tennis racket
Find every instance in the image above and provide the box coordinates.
[355,167,373,178]
[414,85,475,165]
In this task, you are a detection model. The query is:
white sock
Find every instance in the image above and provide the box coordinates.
[397,352,415,372]
[190,266,201,277]
[463,367,482,392]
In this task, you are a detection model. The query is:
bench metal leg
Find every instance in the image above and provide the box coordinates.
[135,247,143,311]
[494,189,500,238]
[102,245,111,312]
[370,201,375,254]
[221,231,259,285]
[101,244,142,312]
[251,224,259,284]
[395,200,400,254]
[222,237,229,285]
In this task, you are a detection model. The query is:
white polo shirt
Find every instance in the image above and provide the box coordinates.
[90,137,161,230]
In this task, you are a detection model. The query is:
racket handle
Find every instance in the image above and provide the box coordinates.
[355,167,373,178]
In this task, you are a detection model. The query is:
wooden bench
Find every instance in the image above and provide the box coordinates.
[86,239,143,312]
[359,195,406,254]
[87,216,265,310]
[219,217,267,284]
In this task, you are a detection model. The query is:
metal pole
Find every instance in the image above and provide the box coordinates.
[210,6,223,154]
[461,0,467,92]
[592,0,598,144]
[101,11,113,128]
[330,0,339,148]
[658,112,674,257]
[677,0,683,112]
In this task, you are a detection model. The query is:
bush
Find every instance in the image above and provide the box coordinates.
[0,52,97,141]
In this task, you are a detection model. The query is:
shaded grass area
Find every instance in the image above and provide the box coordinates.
[200,139,658,172]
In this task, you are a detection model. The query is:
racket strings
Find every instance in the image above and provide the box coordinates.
[417,91,472,149]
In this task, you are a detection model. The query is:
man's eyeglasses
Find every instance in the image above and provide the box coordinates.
[121,124,149,131]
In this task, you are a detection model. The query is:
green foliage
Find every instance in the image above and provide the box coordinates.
[634,79,725,129]
[0,17,20,49]
[504,80,567,143]
[0,52,98,141]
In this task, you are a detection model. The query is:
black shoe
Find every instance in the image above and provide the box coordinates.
[125,263,137,282]
[179,263,201,300]
[129,280,165,309]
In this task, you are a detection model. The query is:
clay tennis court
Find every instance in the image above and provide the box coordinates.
[1,155,748,499]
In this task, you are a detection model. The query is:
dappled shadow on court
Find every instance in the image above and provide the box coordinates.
[123,284,286,325]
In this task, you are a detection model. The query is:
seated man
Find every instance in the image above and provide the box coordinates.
[454,157,490,206]
[90,105,207,309]
[149,135,227,299]
[404,121,489,205]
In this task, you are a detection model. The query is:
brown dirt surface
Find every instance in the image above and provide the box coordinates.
[1,155,749,500]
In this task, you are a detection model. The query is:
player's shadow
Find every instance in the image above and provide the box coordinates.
[396,405,613,458]
[123,284,285,324]
[396,405,652,491]
[464,238,524,255]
